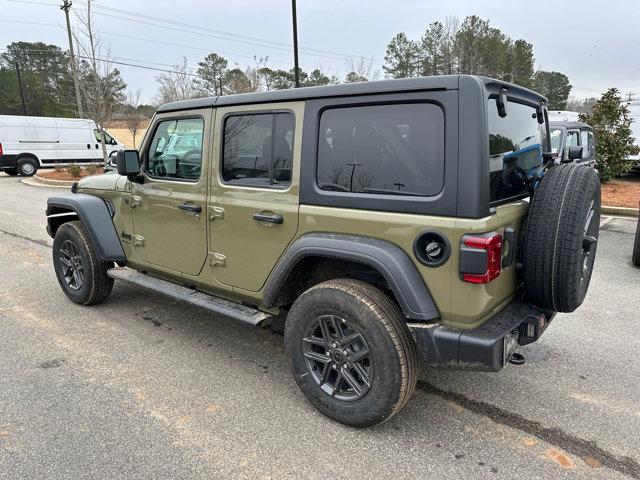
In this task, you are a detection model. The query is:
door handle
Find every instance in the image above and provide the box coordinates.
[252,213,283,224]
[179,203,202,214]
[86,144,90,149]
[95,144,99,149]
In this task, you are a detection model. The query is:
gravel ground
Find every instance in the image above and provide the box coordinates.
[1,172,639,479]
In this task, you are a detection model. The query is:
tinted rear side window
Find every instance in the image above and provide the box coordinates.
[488,100,545,204]
[317,103,444,196]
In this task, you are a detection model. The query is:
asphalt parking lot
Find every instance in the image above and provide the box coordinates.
[1,172,639,479]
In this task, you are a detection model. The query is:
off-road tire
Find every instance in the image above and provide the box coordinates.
[285,278,417,427]
[633,215,640,267]
[17,157,38,176]
[3,168,18,176]
[53,221,114,305]
[523,164,601,312]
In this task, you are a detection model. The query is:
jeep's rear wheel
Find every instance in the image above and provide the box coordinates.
[53,221,114,305]
[523,164,601,312]
[284,279,417,427]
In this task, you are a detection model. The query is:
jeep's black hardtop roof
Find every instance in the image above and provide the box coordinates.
[157,74,547,113]
[549,121,593,130]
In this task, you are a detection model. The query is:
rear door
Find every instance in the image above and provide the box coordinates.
[208,102,302,292]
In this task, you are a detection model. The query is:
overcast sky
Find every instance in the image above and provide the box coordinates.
[2,0,639,104]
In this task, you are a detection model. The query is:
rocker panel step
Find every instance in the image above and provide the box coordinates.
[107,267,271,327]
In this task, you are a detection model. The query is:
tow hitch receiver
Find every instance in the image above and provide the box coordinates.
[519,312,548,346]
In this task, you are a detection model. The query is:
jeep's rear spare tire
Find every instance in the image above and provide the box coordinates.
[285,279,417,427]
[522,164,600,312]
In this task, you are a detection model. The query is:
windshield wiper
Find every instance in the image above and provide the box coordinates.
[360,187,422,196]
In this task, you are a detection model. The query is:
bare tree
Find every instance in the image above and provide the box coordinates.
[155,58,202,105]
[344,57,381,83]
[122,90,144,148]
[74,0,126,160]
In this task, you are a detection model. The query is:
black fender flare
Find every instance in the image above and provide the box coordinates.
[263,233,440,321]
[46,193,126,263]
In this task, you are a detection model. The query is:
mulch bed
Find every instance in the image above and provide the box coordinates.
[38,167,104,182]
[601,176,640,209]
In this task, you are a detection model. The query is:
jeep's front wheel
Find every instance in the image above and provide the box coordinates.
[284,279,417,427]
[53,221,114,305]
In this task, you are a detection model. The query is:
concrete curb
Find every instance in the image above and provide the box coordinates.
[601,206,639,217]
[20,175,73,189]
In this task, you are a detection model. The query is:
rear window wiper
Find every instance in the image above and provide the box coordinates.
[360,187,422,197]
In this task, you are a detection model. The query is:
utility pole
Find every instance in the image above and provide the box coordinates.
[61,0,84,118]
[291,0,300,88]
[14,61,27,116]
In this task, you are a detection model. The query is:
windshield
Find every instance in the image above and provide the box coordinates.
[550,128,563,153]
[488,99,546,204]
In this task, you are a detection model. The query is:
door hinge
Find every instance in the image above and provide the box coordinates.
[120,231,145,247]
[132,234,145,247]
[208,205,225,221]
[209,252,226,267]
[124,195,142,208]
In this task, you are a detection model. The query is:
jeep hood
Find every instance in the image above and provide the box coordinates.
[76,173,123,191]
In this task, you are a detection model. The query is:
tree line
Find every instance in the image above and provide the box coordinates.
[383,15,572,109]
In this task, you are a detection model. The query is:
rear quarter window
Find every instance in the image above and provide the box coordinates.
[488,99,545,204]
[316,103,444,196]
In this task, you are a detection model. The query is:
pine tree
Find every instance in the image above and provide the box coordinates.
[580,88,640,182]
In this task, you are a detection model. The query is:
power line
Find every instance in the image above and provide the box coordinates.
[4,0,383,65]
[0,18,58,26]
[5,48,277,89]
[72,0,385,64]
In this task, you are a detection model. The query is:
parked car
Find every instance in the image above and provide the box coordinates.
[623,100,640,173]
[549,121,596,165]
[45,76,601,427]
[0,115,125,176]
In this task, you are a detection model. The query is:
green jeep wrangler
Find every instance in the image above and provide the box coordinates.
[46,76,601,427]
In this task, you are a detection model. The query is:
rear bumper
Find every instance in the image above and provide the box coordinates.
[0,154,18,169]
[409,300,556,372]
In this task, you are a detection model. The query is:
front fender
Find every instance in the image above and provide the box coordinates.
[46,193,126,263]
[263,233,440,321]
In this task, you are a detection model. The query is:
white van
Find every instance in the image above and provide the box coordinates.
[0,115,125,176]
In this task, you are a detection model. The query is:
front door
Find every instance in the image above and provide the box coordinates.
[208,102,303,292]
[131,109,211,276]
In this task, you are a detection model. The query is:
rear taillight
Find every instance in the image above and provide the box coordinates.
[460,233,503,284]
[0,143,3,156]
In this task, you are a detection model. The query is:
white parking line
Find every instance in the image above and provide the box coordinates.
[600,216,614,227]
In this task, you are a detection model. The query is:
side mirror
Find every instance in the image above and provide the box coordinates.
[568,146,583,161]
[116,149,141,177]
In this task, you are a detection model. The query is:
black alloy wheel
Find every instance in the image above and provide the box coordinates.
[302,314,373,401]
[58,239,84,290]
